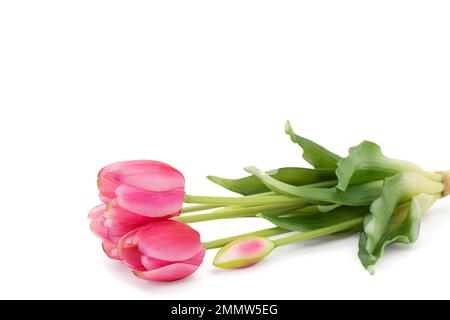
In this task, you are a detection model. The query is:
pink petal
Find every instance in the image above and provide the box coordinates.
[183,248,206,266]
[88,204,106,219]
[104,201,160,242]
[132,263,200,282]
[97,161,158,199]
[107,226,133,244]
[140,249,205,272]
[104,201,162,225]
[102,240,121,260]
[114,160,185,192]
[89,205,108,240]
[99,193,113,204]
[117,229,146,271]
[90,218,108,240]
[115,185,184,217]
[97,160,184,200]
[141,255,171,270]
[121,246,146,271]
[97,169,119,200]
[135,221,203,262]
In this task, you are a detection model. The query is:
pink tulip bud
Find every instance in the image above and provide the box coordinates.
[213,236,275,269]
[118,220,205,282]
[97,160,185,218]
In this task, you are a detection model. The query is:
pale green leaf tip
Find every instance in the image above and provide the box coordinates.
[207,175,224,185]
[284,120,292,134]
[367,265,375,275]
[244,166,260,175]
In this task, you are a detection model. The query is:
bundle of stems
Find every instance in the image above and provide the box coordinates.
[173,121,450,273]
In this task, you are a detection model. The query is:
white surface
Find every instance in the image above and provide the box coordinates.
[1,1,450,300]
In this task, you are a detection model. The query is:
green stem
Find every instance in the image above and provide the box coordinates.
[173,201,308,223]
[181,204,223,214]
[272,217,364,247]
[202,227,288,250]
[184,194,304,206]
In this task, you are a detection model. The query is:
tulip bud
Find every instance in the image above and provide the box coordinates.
[213,236,275,269]
[97,160,185,217]
[118,220,205,282]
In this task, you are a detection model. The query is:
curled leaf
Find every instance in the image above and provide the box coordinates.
[285,121,342,169]
[359,193,438,274]
[336,141,423,191]
[364,173,443,254]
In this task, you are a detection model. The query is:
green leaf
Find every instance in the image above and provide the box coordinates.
[285,121,342,169]
[358,194,437,274]
[364,172,443,254]
[207,167,335,196]
[336,140,423,191]
[262,206,368,234]
[245,166,384,206]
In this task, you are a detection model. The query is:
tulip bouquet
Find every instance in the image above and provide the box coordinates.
[89,121,450,282]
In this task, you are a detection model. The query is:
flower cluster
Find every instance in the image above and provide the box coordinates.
[89,122,450,282]
[89,160,204,282]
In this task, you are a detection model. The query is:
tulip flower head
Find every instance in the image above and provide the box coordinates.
[97,160,185,218]
[118,220,205,282]
[213,236,275,269]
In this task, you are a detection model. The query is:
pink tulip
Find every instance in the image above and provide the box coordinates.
[213,236,275,269]
[118,220,205,282]
[89,202,162,259]
[97,160,185,218]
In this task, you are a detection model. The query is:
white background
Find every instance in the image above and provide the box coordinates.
[1,1,450,300]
